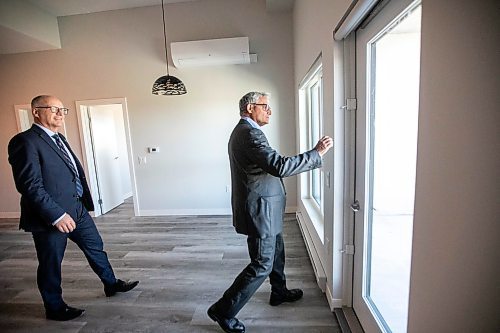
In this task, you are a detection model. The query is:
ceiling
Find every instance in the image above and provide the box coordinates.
[25,0,203,17]
[1,0,294,55]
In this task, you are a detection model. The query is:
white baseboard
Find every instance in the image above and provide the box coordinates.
[1,207,299,218]
[0,212,20,218]
[138,208,232,216]
[326,284,343,310]
[138,206,298,217]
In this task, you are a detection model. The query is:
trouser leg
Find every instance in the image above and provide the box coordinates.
[32,231,68,311]
[214,235,277,318]
[269,233,287,293]
[69,205,116,286]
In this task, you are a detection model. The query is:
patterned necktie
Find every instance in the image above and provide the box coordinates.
[52,134,84,197]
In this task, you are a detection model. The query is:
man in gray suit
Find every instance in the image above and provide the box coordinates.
[208,92,333,333]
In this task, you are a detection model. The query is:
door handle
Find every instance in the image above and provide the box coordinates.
[350,200,360,212]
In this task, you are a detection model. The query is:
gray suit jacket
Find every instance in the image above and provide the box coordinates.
[228,119,322,238]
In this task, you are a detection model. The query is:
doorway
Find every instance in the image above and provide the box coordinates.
[351,0,421,332]
[76,98,138,217]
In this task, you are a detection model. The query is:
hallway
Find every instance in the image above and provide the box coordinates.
[0,201,339,332]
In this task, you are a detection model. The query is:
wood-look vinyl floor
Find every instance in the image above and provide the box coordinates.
[0,200,340,332]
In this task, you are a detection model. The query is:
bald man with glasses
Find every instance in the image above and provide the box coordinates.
[8,95,138,321]
[208,92,333,333]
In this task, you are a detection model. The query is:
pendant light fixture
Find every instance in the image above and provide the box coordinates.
[152,0,187,95]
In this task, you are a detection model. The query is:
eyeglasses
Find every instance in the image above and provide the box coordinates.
[252,103,271,112]
[35,106,69,115]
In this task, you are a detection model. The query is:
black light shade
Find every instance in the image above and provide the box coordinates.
[152,75,187,95]
[152,0,187,96]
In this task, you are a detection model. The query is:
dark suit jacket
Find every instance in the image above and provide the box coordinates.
[228,119,322,238]
[8,125,94,232]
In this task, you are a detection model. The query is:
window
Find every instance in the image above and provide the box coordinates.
[309,79,322,206]
[299,59,323,210]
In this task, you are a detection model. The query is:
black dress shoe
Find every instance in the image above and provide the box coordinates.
[269,288,304,306]
[104,279,139,297]
[46,305,85,321]
[207,304,245,333]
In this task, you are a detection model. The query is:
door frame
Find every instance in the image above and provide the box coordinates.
[341,31,357,308]
[349,0,421,332]
[75,98,139,217]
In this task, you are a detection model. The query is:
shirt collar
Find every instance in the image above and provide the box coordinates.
[34,123,59,138]
[241,116,260,129]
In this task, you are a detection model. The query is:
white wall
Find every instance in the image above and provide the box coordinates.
[293,0,351,307]
[0,0,295,216]
[408,0,500,331]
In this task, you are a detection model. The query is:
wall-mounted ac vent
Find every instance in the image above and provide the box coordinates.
[171,37,257,68]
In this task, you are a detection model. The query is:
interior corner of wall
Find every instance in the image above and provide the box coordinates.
[325,284,343,310]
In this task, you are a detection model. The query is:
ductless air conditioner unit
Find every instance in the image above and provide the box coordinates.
[170,37,257,68]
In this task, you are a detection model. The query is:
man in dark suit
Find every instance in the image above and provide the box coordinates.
[208,92,333,333]
[8,95,139,321]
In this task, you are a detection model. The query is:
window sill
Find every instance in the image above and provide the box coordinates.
[300,197,324,243]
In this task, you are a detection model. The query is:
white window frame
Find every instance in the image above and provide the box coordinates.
[309,77,323,207]
[299,58,324,213]
[297,56,328,293]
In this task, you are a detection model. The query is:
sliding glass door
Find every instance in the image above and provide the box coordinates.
[352,1,421,332]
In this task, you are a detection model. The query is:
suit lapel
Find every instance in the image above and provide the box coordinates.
[30,125,76,172]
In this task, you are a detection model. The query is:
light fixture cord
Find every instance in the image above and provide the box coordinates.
[161,0,169,75]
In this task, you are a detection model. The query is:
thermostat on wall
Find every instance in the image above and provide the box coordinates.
[148,147,160,153]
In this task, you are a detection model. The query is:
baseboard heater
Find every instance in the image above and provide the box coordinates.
[296,212,327,291]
